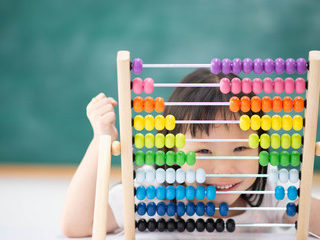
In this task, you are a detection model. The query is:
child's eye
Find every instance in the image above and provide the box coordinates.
[234,146,248,152]
[196,149,211,154]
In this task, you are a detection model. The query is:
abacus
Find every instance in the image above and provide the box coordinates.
[92,50,320,240]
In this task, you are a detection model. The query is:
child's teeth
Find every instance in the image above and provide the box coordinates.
[216,184,235,189]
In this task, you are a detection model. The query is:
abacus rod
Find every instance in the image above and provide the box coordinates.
[197,156,259,160]
[165,102,229,106]
[236,223,295,228]
[186,139,249,143]
[206,173,269,178]
[143,64,211,68]
[220,207,286,211]
[154,83,220,87]
[216,190,277,194]
[176,120,240,124]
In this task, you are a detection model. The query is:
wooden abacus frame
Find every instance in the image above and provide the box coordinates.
[92,50,320,240]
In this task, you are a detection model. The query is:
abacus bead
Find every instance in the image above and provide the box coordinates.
[281,134,291,149]
[231,78,242,94]
[165,115,175,131]
[166,168,176,184]
[155,150,165,166]
[145,133,154,149]
[268,169,278,183]
[232,58,242,74]
[146,187,156,200]
[186,186,195,200]
[252,78,263,94]
[242,78,252,94]
[148,219,157,232]
[292,133,302,149]
[135,168,145,183]
[196,219,206,232]
[284,78,295,94]
[261,115,272,131]
[176,168,186,184]
[146,168,155,182]
[288,186,298,201]
[240,115,251,131]
[274,77,284,94]
[132,77,143,94]
[176,185,186,200]
[279,169,289,183]
[294,97,304,112]
[145,150,155,165]
[177,219,186,232]
[144,78,154,94]
[215,219,225,232]
[155,115,165,130]
[157,218,166,232]
[156,168,166,184]
[177,202,186,217]
[137,219,147,232]
[295,78,306,94]
[275,185,285,200]
[155,133,165,148]
[263,77,273,93]
[132,58,143,74]
[186,202,195,216]
[260,133,271,149]
[135,151,145,166]
[289,169,299,183]
[206,185,216,200]
[144,96,154,113]
[186,169,196,183]
[166,186,176,200]
[253,58,264,74]
[166,151,175,166]
[283,97,293,113]
[206,202,215,216]
[220,78,231,94]
[175,150,185,166]
[186,219,196,232]
[196,202,205,216]
[270,151,280,166]
[211,58,221,74]
[134,133,144,149]
[219,202,229,217]
[248,134,260,149]
[282,115,293,131]
[222,58,232,74]
[296,58,307,74]
[272,115,282,131]
[251,96,262,112]
[134,115,144,131]
[206,219,215,232]
[264,58,274,74]
[286,58,296,74]
[251,115,261,131]
[167,203,176,217]
[272,96,283,113]
[133,96,144,112]
[144,115,154,131]
[196,186,205,200]
[293,115,303,131]
[259,151,269,166]
[290,151,301,167]
[240,96,251,113]
[230,96,240,112]
[196,168,206,184]
[243,58,253,74]
[186,151,196,166]
[262,96,272,113]
[165,133,175,148]
[137,202,147,216]
[226,219,236,232]
[280,151,290,166]
[167,219,176,232]
[175,133,185,149]
[136,186,146,200]
[286,202,297,217]
[275,58,285,74]
[271,133,281,149]
[156,186,165,200]
[154,97,165,113]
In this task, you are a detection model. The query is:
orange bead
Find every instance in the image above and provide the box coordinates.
[272,96,283,113]
[154,97,165,113]
[251,96,261,113]
[229,96,240,112]
[133,96,144,112]
[283,96,293,113]
[240,96,251,113]
[294,96,305,112]
[144,96,154,113]
[262,96,272,113]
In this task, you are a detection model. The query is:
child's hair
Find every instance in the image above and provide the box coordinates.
[161,68,267,207]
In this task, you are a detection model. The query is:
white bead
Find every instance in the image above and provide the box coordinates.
[268,169,278,184]
[289,169,299,183]
[186,169,195,183]
[145,168,155,182]
[278,168,289,183]
[166,168,176,184]
[196,168,206,183]
[176,168,185,184]
[135,168,145,183]
[155,168,165,184]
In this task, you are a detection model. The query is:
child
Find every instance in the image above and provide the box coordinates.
[61,69,320,237]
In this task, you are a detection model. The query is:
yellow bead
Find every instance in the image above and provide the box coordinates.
[270,133,281,149]
[293,115,303,131]
[145,115,155,131]
[282,115,292,131]
[155,115,165,131]
[165,115,176,131]
[281,134,291,149]
[272,115,282,131]
[155,133,165,148]
[165,133,175,149]
[291,133,302,149]
[260,133,270,149]
[251,115,261,131]
[239,115,250,131]
[134,133,144,149]
[175,133,185,149]
[145,133,155,149]
[248,134,260,149]
[133,115,144,131]
[261,115,272,131]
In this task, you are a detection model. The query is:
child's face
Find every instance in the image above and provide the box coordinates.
[180,113,259,206]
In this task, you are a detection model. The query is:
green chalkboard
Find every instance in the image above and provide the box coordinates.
[1,0,320,170]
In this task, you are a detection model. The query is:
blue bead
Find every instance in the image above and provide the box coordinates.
[146,186,156,199]
[136,186,146,200]
[156,185,165,200]
[186,186,195,200]
[219,202,229,217]
[287,186,298,201]
[146,202,156,216]
[176,202,186,217]
[137,202,146,216]
[176,185,185,200]
[206,185,216,200]
[206,202,215,216]
[186,202,195,216]
[196,185,205,200]
[286,202,297,217]
[275,186,285,200]
[156,202,166,216]
[166,185,176,200]
[167,202,176,216]
[196,202,205,216]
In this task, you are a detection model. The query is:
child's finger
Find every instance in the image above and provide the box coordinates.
[88,98,112,113]
[91,104,114,120]
[100,111,116,125]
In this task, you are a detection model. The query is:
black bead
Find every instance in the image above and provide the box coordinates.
[297,188,300,197]
[134,187,136,196]
[296,204,299,213]
[147,218,157,232]
[167,219,176,232]
[196,218,205,232]
[186,219,196,232]
[299,171,302,180]
[215,218,225,232]
[177,219,186,232]
[135,204,137,212]
[137,219,147,232]
[226,219,236,232]
[133,170,136,179]
[205,219,215,232]
[135,220,137,228]
[157,218,167,232]
[295,221,298,230]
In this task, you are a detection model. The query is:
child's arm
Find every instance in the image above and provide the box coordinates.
[61,93,119,237]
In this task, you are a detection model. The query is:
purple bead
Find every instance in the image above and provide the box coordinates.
[296,58,307,74]
[222,58,231,74]
[253,58,263,74]
[264,58,274,74]
[211,58,221,74]
[243,58,253,74]
[286,58,296,74]
[232,58,242,74]
[274,58,285,74]
[132,58,143,74]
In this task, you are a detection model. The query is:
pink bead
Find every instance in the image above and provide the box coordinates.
[231,78,242,94]
[144,78,154,94]
[219,78,231,94]
[242,78,252,94]
[284,78,295,94]
[252,78,263,94]
[263,78,273,93]
[274,77,284,94]
[295,78,306,94]
[132,77,143,94]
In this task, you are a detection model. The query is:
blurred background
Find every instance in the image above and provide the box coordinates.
[1,0,320,239]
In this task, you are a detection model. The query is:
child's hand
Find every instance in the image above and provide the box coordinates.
[86,93,118,141]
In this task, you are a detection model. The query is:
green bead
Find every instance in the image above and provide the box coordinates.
[166,151,175,166]
[260,133,270,149]
[175,133,185,149]
[145,150,155,165]
[259,151,269,166]
[134,133,144,149]
[186,151,196,166]
[165,133,175,149]
[155,151,165,166]
[248,134,260,149]
[145,133,155,149]
[270,133,281,149]
[175,151,186,166]
[135,151,145,166]
[281,134,291,149]
[155,133,165,149]
[270,151,280,166]
[291,133,302,149]
[280,151,290,166]
[290,151,301,167]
